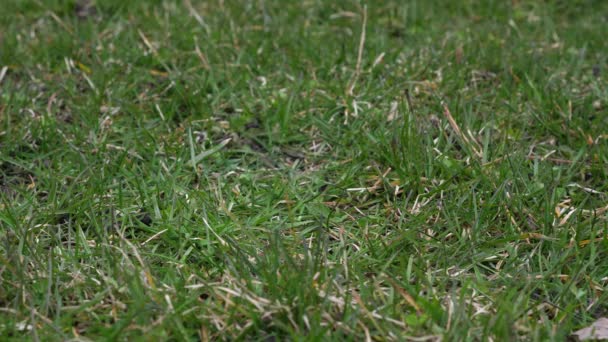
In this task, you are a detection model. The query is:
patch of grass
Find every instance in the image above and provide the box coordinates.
[1,0,607,340]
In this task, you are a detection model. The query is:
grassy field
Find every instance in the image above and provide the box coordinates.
[1,0,607,340]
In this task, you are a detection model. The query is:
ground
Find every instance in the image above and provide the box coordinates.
[1,0,607,340]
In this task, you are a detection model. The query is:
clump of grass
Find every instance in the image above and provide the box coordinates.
[1,0,607,340]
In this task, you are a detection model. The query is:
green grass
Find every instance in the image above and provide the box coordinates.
[1,0,607,340]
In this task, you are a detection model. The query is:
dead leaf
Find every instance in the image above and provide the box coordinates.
[573,317,608,341]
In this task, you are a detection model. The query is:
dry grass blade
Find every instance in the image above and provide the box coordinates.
[442,102,482,158]
[0,66,8,84]
[138,29,172,73]
[385,277,422,315]
[184,0,210,33]
[346,5,367,97]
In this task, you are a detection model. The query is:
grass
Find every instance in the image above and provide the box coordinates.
[1,0,607,340]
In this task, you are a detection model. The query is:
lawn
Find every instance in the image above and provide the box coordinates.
[1,0,607,340]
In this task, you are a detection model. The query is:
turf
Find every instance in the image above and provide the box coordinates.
[1,0,607,340]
